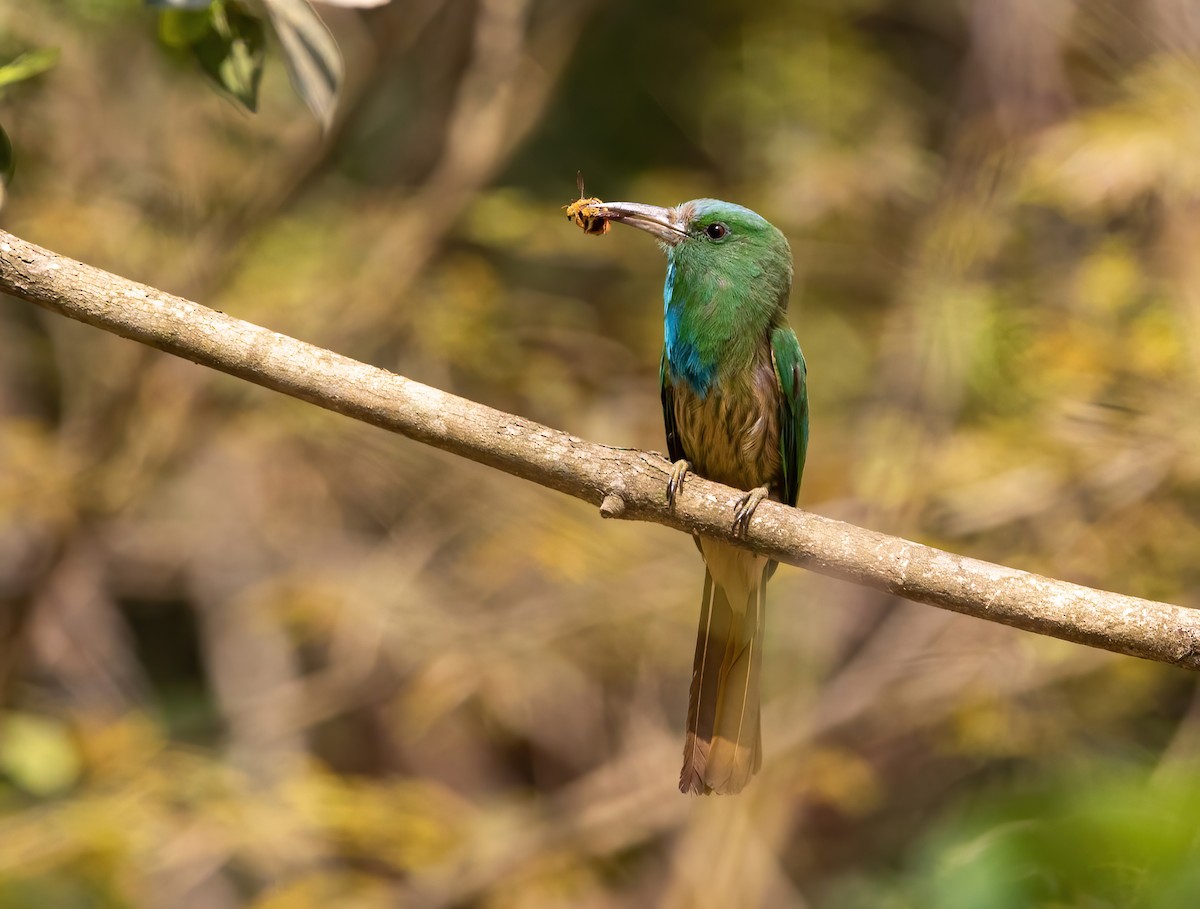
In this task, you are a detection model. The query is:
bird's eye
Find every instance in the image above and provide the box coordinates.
[705,222,729,240]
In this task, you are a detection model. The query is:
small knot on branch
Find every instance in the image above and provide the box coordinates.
[599,493,626,518]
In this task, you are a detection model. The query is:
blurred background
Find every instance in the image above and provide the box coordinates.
[2,0,1200,906]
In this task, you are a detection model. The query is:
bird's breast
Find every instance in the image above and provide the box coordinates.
[670,351,782,494]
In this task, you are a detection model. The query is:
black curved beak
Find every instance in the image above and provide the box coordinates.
[591,201,688,247]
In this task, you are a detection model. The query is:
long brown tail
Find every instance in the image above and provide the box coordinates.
[679,556,767,795]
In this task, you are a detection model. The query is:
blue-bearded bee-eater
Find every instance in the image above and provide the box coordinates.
[570,195,809,794]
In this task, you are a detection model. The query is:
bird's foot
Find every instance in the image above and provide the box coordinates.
[733,485,770,538]
[666,459,692,510]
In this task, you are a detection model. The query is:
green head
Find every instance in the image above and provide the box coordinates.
[595,198,793,396]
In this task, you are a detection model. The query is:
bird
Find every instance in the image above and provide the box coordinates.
[588,198,808,794]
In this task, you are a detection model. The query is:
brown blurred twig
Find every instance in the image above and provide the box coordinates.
[3,228,1200,673]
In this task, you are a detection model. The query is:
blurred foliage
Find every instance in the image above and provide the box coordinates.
[1,0,1200,906]
[0,47,59,200]
[831,763,1200,908]
[153,0,344,125]
[0,49,59,91]
[157,3,265,112]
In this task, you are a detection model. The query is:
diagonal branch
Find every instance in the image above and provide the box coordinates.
[2,227,1198,670]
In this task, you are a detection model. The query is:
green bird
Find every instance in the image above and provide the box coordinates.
[594,198,808,794]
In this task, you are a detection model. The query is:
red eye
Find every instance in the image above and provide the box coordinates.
[705,222,728,240]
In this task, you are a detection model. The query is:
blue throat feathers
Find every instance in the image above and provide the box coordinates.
[663,259,717,398]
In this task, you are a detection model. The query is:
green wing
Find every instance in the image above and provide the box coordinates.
[660,351,688,464]
[770,326,808,508]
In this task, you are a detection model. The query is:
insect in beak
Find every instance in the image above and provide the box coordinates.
[564,172,610,235]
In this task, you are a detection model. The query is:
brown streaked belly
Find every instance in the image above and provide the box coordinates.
[671,358,782,495]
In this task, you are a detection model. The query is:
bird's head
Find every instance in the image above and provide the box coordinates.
[591,197,793,311]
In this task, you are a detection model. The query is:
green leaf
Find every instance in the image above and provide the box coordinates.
[158,9,213,48]
[0,49,61,91]
[194,2,266,112]
[0,123,12,186]
[0,122,11,210]
[263,0,345,130]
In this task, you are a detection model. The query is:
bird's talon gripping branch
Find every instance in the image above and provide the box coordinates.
[733,485,770,538]
[666,459,691,509]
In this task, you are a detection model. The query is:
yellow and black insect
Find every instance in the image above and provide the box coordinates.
[565,172,609,235]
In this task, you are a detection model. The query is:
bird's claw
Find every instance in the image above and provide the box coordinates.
[733,485,769,538]
[666,459,692,510]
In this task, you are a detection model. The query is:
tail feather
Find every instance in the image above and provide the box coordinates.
[680,549,768,795]
[680,571,723,794]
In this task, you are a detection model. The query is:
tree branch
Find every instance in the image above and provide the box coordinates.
[2,228,1198,670]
